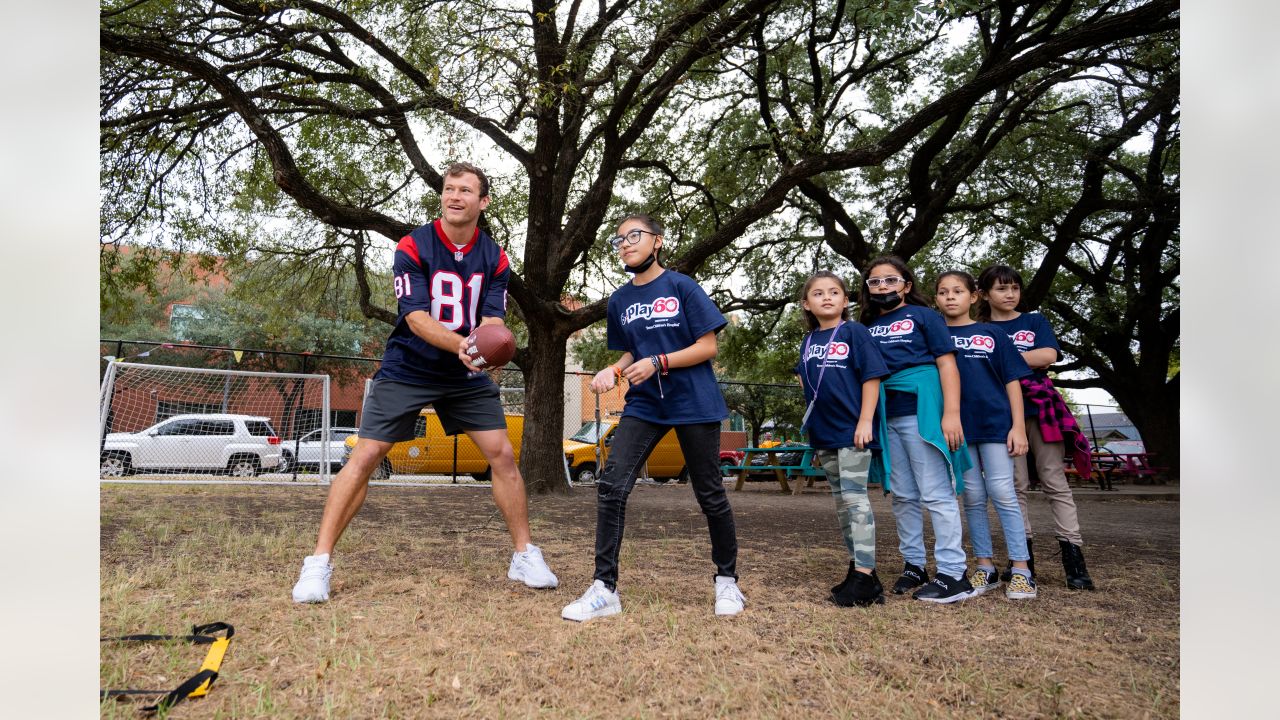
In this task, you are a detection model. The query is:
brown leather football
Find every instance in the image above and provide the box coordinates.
[464,324,516,369]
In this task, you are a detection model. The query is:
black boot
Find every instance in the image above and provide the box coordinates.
[892,562,929,595]
[1059,539,1095,590]
[831,561,858,595]
[832,569,885,607]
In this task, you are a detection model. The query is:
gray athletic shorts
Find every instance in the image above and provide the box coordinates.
[358,378,506,442]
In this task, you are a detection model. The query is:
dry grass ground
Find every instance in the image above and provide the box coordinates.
[100,482,1178,719]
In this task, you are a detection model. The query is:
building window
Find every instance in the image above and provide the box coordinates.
[169,304,204,341]
[728,412,745,432]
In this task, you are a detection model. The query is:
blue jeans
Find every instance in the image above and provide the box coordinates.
[887,415,967,578]
[593,417,738,589]
[962,443,1030,562]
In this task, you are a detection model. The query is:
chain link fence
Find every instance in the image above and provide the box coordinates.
[100,340,1127,487]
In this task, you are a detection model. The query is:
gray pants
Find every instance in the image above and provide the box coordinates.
[817,447,876,569]
[1012,424,1084,545]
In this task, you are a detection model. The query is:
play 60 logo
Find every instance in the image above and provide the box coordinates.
[650,296,680,318]
[620,296,681,325]
[868,319,914,337]
[804,342,850,362]
[953,335,995,353]
[1010,329,1036,348]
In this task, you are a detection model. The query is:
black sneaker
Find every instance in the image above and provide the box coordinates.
[892,562,929,595]
[911,572,975,604]
[831,569,885,607]
[831,561,857,596]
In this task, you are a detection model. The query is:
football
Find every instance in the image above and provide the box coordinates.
[464,324,517,369]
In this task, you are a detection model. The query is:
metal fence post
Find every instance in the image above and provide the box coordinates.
[1085,403,1099,449]
[452,434,459,483]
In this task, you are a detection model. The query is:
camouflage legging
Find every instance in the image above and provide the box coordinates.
[816,447,876,569]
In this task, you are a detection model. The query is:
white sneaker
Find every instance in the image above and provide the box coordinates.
[508,543,559,588]
[714,575,746,616]
[292,554,332,603]
[560,580,622,622]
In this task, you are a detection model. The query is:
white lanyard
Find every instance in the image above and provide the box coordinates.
[800,321,843,427]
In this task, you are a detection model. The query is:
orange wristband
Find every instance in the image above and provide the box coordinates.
[611,365,623,380]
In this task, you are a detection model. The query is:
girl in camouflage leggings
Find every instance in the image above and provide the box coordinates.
[794,272,891,607]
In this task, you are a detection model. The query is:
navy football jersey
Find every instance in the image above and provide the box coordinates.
[376,220,509,386]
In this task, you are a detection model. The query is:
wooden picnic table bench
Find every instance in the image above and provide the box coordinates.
[724,446,825,494]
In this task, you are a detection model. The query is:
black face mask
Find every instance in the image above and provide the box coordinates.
[624,250,658,274]
[869,292,903,311]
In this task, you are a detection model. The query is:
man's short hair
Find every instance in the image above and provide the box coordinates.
[444,161,490,198]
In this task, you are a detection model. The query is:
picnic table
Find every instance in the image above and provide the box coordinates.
[723,445,826,494]
[1067,450,1169,490]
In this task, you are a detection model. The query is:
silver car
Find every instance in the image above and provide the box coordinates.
[280,427,358,474]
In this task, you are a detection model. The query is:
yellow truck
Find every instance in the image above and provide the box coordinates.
[344,411,740,484]
[344,409,524,481]
[561,420,744,485]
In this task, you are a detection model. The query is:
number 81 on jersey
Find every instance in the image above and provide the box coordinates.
[395,271,483,331]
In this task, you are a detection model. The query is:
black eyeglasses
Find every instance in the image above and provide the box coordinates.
[608,228,659,250]
[866,276,905,289]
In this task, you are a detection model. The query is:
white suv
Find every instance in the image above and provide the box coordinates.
[101,414,283,477]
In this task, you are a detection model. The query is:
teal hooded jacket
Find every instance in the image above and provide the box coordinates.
[870,364,972,494]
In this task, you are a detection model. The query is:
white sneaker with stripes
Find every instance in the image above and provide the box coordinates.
[560,580,622,622]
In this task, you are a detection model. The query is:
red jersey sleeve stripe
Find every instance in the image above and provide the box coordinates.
[396,235,421,266]
[495,249,509,276]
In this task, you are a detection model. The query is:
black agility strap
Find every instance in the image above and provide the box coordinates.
[101,622,234,714]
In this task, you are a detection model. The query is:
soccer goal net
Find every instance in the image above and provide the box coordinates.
[100,361,331,482]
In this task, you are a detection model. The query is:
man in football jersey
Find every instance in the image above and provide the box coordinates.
[292,162,558,603]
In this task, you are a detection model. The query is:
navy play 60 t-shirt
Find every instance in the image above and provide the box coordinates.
[792,322,890,450]
[989,311,1061,418]
[988,312,1060,380]
[866,304,955,417]
[948,323,1033,444]
[606,270,728,424]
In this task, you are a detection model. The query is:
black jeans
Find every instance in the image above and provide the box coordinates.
[593,417,738,589]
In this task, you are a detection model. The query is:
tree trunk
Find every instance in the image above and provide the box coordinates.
[1111,373,1179,482]
[519,313,573,494]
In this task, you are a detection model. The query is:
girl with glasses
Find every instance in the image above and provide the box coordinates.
[976,264,1095,591]
[560,214,745,621]
[858,256,975,603]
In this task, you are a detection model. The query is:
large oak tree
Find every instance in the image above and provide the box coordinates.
[102,0,1179,490]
